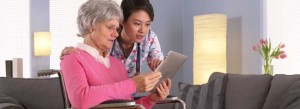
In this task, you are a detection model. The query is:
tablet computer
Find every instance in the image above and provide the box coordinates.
[150,51,187,93]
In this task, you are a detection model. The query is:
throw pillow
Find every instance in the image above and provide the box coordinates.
[177,73,228,109]
[177,82,202,109]
[0,94,26,109]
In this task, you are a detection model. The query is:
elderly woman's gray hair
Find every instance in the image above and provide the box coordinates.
[77,0,123,37]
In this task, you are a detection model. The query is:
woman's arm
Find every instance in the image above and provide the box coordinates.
[147,31,164,71]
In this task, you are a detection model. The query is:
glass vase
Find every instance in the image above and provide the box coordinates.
[263,65,273,75]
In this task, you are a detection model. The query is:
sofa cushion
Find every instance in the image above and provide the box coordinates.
[178,72,228,109]
[263,74,300,109]
[225,74,272,109]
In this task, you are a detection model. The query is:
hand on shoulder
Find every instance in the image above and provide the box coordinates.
[60,46,77,60]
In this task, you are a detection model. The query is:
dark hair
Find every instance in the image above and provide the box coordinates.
[121,0,154,22]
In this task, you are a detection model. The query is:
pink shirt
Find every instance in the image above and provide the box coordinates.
[60,45,155,109]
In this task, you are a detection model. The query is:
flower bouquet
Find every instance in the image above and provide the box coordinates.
[252,38,287,75]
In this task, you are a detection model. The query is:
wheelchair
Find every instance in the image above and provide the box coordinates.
[38,69,186,109]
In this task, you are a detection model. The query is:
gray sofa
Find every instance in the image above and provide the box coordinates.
[178,72,300,109]
[2,72,300,109]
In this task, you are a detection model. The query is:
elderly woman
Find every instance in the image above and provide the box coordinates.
[60,0,171,109]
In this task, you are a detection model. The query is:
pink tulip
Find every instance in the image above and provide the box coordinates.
[252,38,287,63]
[280,44,285,48]
[264,39,268,45]
[257,43,261,49]
[252,46,257,51]
[280,54,287,59]
[260,39,264,45]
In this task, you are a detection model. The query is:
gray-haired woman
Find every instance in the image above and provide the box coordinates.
[60,0,171,109]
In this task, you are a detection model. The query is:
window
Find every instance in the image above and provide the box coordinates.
[50,0,122,69]
[0,1,30,77]
[266,0,300,74]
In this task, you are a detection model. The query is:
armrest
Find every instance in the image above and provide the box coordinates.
[134,95,178,101]
[157,95,186,109]
[101,99,135,104]
[134,95,185,109]
[133,95,178,100]
[164,95,178,101]
[92,99,136,108]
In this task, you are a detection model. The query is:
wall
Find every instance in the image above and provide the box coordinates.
[133,0,264,95]
[28,0,185,90]
[30,0,50,77]
[182,0,263,84]
[28,0,264,96]
[28,0,184,95]
[142,0,184,95]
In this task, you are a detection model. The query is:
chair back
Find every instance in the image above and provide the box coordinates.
[38,69,71,108]
[56,71,72,109]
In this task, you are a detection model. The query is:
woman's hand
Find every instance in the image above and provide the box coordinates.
[60,46,77,60]
[148,58,162,71]
[149,78,172,102]
[132,72,162,93]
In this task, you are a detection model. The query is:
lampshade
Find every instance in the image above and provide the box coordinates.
[34,32,51,56]
[193,14,227,85]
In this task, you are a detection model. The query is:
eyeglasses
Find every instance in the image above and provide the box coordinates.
[105,25,121,33]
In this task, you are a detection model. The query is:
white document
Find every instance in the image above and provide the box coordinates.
[150,51,187,93]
